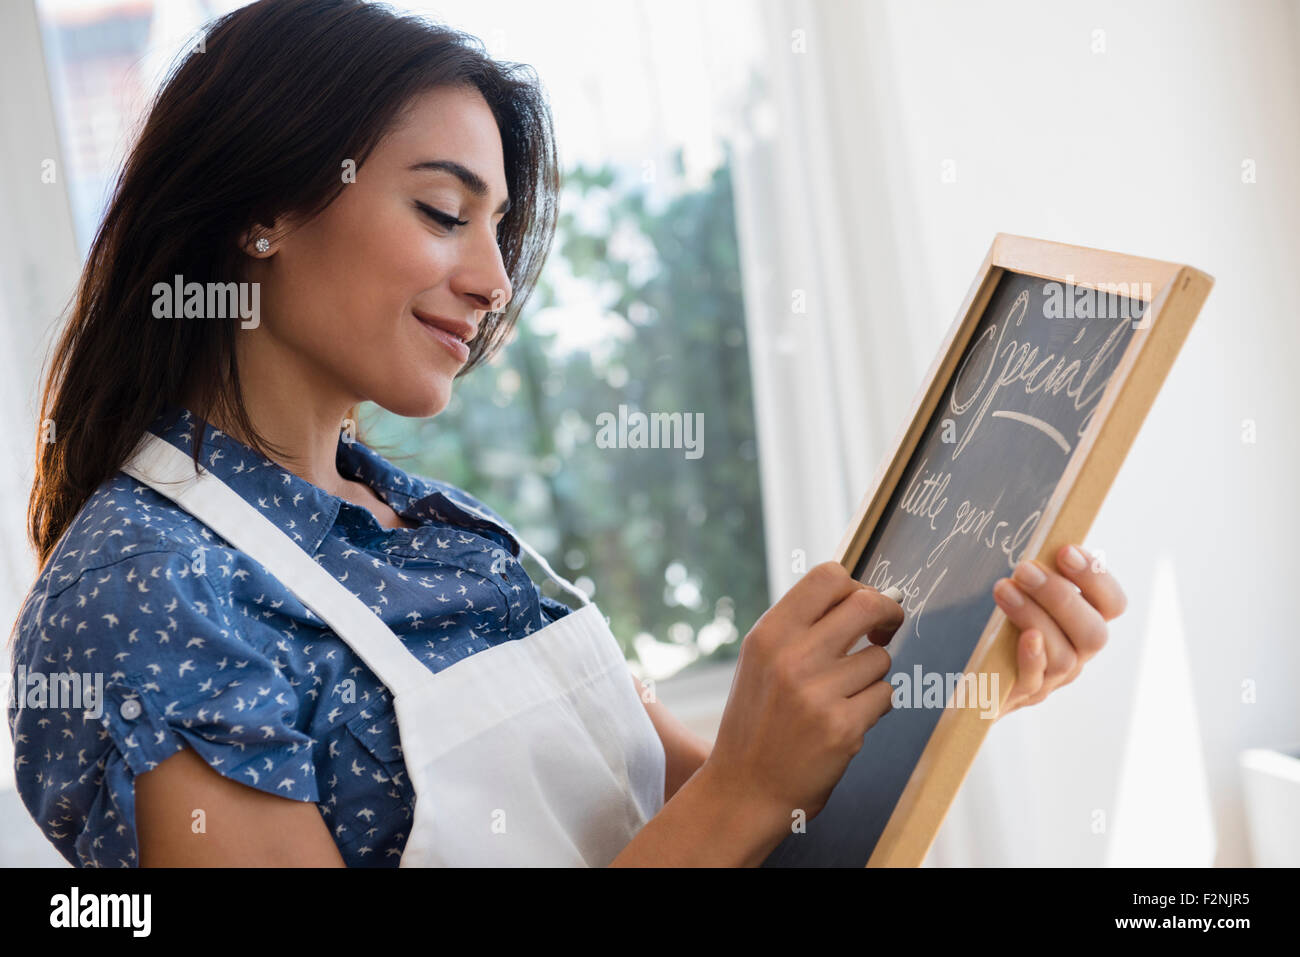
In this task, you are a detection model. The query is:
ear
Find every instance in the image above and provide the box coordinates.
[239,216,293,257]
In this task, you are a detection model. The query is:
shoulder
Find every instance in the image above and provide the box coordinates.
[35,469,231,605]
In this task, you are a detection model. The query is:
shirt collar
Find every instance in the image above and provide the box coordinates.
[145,405,524,557]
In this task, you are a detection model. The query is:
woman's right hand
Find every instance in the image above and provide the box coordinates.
[700,561,903,832]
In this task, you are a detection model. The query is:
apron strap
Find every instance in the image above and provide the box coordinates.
[121,432,428,698]
[514,536,592,608]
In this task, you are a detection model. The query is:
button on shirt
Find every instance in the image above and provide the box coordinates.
[7,406,576,867]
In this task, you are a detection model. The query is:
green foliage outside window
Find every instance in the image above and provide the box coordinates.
[365,146,767,675]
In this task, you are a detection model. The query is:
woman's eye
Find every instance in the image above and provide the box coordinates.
[415,201,468,231]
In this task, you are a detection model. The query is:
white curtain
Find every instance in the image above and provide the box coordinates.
[0,0,81,864]
[730,0,1300,866]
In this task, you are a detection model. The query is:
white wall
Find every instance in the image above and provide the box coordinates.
[731,0,1300,865]
[866,0,1300,865]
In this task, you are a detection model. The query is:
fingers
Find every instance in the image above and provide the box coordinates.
[825,643,892,698]
[770,561,868,632]
[1000,628,1047,716]
[1055,544,1127,621]
[1009,557,1109,664]
[809,582,905,658]
[843,673,895,737]
[993,573,1079,700]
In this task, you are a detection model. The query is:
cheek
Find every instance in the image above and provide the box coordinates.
[267,199,453,356]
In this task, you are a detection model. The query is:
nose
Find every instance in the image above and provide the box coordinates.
[452,222,513,319]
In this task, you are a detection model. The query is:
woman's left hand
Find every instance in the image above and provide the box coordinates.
[992,543,1127,720]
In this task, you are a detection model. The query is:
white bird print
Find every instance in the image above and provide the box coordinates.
[244,767,259,785]
[178,660,196,676]
[101,613,119,627]
[350,759,365,776]
[277,778,295,792]
[356,808,376,821]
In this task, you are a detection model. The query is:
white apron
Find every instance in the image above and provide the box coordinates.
[122,431,666,866]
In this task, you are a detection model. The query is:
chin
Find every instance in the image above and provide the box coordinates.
[374,380,453,419]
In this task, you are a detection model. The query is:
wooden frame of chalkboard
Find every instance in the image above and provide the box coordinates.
[829,234,1211,867]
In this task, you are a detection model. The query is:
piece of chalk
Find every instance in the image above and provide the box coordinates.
[881,585,904,603]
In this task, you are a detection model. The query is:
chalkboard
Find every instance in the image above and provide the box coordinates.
[760,235,1212,867]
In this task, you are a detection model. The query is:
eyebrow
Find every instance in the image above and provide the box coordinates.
[408,160,511,216]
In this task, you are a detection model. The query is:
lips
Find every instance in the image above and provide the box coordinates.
[413,310,473,362]
[412,309,476,345]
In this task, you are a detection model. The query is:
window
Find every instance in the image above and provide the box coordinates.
[35,0,768,682]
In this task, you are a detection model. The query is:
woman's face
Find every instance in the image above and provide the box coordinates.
[246,84,513,419]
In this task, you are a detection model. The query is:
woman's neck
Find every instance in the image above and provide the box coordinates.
[180,389,360,500]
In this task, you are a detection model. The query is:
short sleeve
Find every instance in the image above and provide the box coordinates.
[9,549,319,868]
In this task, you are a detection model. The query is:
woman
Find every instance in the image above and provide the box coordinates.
[9,0,1125,868]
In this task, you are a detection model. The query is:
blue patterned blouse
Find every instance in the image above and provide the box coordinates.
[7,406,577,867]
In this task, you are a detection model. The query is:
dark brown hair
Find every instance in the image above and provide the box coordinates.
[27,0,559,572]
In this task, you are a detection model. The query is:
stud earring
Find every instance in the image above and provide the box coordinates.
[254,237,270,253]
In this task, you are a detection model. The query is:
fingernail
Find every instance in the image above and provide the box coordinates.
[1013,560,1046,588]
[1062,545,1087,571]
[995,579,1023,607]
